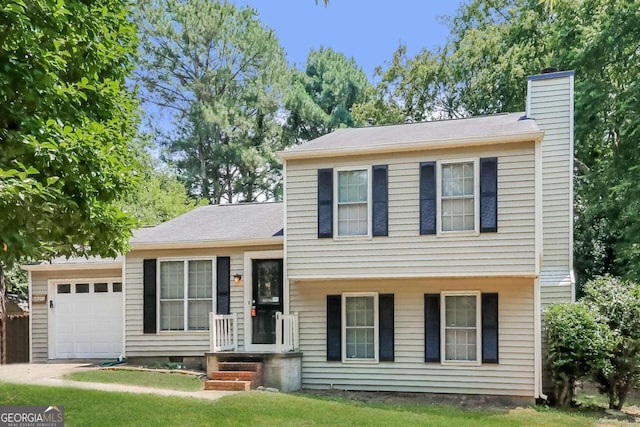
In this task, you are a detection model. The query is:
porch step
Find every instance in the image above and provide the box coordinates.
[205,361,264,391]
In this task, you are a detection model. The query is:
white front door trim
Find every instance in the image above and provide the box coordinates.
[243,250,284,352]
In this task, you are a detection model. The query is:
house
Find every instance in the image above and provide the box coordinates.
[22,70,574,403]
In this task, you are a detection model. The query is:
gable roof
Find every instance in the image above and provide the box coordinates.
[131,202,283,249]
[279,112,543,160]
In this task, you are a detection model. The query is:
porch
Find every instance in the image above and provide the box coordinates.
[207,312,302,392]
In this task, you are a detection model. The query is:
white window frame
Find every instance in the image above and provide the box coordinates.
[333,166,373,239]
[440,291,482,366]
[157,257,215,333]
[342,292,379,363]
[437,159,480,236]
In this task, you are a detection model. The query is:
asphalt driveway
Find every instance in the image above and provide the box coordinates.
[0,362,234,400]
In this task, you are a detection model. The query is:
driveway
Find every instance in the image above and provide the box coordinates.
[0,362,235,401]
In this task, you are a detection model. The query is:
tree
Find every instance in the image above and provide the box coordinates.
[583,276,640,410]
[284,47,372,143]
[0,0,139,363]
[119,139,206,226]
[135,0,289,204]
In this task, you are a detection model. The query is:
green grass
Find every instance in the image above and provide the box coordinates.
[64,369,203,392]
[0,382,600,426]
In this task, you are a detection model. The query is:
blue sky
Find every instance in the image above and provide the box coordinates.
[231,0,463,79]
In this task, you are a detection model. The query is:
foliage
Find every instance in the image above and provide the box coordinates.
[353,44,461,126]
[582,276,640,410]
[544,302,613,408]
[118,139,206,226]
[134,0,288,204]
[4,266,27,301]
[0,0,139,266]
[0,382,597,426]
[284,47,372,142]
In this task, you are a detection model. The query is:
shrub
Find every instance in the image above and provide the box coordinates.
[545,302,613,407]
[582,276,640,410]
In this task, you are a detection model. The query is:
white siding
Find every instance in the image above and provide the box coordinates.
[124,246,280,357]
[30,268,122,362]
[529,74,575,305]
[286,143,536,279]
[291,277,534,397]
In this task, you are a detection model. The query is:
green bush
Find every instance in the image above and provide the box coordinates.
[582,276,640,410]
[544,302,613,407]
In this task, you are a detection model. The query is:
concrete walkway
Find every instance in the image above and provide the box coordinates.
[0,362,236,401]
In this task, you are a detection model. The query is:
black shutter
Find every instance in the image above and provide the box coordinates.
[327,295,342,361]
[318,168,333,238]
[379,294,394,361]
[143,259,157,334]
[216,257,231,315]
[424,294,440,362]
[480,157,498,232]
[482,293,499,363]
[372,165,389,236]
[419,162,437,235]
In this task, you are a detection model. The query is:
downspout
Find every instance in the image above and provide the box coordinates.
[28,271,32,363]
[121,256,126,360]
[534,277,547,400]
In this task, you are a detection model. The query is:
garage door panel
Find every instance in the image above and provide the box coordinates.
[53,279,123,359]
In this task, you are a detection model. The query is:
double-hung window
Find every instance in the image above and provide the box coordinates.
[342,293,378,361]
[442,292,481,363]
[439,160,479,233]
[159,259,213,331]
[336,168,370,237]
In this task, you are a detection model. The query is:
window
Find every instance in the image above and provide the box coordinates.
[94,283,108,293]
[442,293,481,363]
[159,259,214,332]
[57,284,71,294]
[336,169,370,237]
[76,283,90,294]
[113,282,122,293]
[342,293,378,361]
[439,160,478,233]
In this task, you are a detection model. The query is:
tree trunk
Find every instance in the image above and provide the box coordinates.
[555,375,574,408]
[0,262,6,365]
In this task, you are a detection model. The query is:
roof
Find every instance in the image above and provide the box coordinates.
[278,112,543,160]
[22,255,122,271]
[131,202,284,249]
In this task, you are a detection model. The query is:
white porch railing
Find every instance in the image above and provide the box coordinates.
[210,313,238,352]
[275,312,299,353]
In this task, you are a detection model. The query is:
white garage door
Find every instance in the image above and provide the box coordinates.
[52,280,123,359]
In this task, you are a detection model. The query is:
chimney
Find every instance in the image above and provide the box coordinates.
[526,69,575,300]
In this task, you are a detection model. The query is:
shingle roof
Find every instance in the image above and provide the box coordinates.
[280,112,540,158]
[131,202,283,246]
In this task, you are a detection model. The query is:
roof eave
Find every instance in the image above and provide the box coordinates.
[130,236,283,251]
[277,130,544,161]
[21,262,122,272]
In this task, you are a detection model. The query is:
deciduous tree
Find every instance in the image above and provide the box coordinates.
[0,0,139,362]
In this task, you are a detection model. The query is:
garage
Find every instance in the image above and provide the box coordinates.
[50,279,123,359]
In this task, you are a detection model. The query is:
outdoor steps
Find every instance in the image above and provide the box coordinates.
[204,361,263,392]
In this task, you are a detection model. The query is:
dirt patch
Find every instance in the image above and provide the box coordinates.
[298,389,530,409]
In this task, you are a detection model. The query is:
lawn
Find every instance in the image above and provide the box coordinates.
[64,369,204,392]
[0,382,601,427]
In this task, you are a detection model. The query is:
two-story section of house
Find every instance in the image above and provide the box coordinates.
[279,70,574,402]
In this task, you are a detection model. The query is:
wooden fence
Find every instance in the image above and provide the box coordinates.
[2,314,29,364]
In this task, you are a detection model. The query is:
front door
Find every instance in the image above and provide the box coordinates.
[252,259,283,344]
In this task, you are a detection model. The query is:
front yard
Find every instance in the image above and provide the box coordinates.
[0,381,605,426]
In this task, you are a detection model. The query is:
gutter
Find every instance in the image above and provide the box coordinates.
[130,236,283,251]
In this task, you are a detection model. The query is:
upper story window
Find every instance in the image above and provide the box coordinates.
[438,160,479,234]
[159,259,213,332]
[336,168,370,237]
